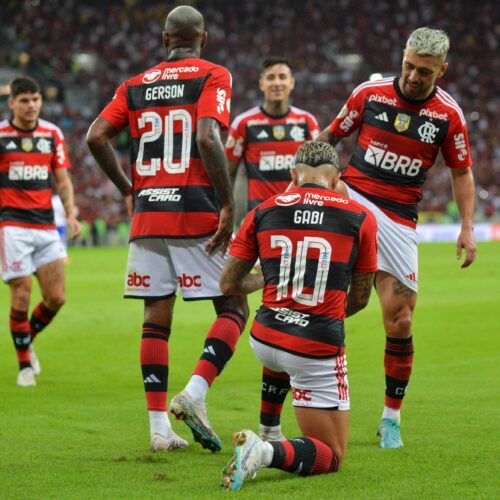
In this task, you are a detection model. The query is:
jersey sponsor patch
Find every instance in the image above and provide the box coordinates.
[275,193,301,206]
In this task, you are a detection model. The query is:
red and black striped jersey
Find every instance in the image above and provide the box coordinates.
[226,106,320,211]
[100,57,232,240]
[230,184,377,358]
[328,77,472,228]
[0,119,70,229]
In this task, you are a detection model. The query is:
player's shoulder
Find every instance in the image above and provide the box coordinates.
[0,119,10,131]
[434,85,467,126]
[351,76,395,98]
[289,106,318,123]
[37,118,64,138]
[230,106,262,128]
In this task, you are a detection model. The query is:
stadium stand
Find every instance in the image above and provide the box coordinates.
[1,0,498,235]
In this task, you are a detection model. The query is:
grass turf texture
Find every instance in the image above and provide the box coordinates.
[0,242,498,499]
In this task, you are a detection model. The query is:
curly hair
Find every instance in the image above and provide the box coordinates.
[295,141,339,169]
[406,27,449,61]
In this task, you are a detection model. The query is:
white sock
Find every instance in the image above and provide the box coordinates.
[382,406,401,423]
[259,424,282,436]
[261,441,274,467]
[185,375,209,403]
[149,410,172,437]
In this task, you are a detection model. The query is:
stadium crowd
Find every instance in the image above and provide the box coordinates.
[1,0,498,229]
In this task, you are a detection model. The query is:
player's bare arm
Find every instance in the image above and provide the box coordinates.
[197,117,235,255]
[53,168,81,239]
[449,167,476,268]
[227,159,239,188]
[346,271,375,317]
[315,128,343,147]
[220,256,264,296]
[86,117,133,216]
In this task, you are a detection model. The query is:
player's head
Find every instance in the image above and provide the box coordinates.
[8,76,42,128]
[259,56,295,105]
[400,27,449,100]
[291,142,340,190]
[163,5,207,56]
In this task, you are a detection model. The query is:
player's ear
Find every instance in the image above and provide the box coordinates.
[291,168,298,186]
[201,31,208,48]
[163,31,169,51]
[8,98,14,111]
[437,61,448,79]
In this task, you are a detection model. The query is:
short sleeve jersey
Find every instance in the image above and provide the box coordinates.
[225,106,320,211]
[0,118,70,229]
[100,57,232,240]
[328,77,472,228]
[230,184,378,358]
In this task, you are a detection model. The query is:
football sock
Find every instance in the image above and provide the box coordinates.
[149,410,172,437]
[193,310,246,386]
[141,323,170,411]
[10,308,31,370]
[269,437,339,475]
[382,406,401,423]
[260,367,290,427]
[185,374,209,403]
[29,302,57,341]
[384,336,414,410]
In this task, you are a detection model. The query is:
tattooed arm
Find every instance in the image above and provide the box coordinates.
[220,256,264,296]
[346,271,375,317]
[53,168,81,239]
[315,127,343,147]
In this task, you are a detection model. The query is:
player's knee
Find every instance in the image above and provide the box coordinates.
[387,310,413,337]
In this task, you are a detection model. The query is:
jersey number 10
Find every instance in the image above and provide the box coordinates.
[136,110,192,176]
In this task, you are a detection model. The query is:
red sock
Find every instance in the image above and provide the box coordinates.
[30,302,57,341]
[261,367,290,426]
[384,336,414,410]
[10,308,31,369]
[140,323,170,411]
[193,311,246,385]
[270,437,339,475]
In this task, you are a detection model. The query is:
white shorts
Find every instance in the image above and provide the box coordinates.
[124,236,227,300]
[250,337,350,410]
[0,226,67,282]
[346,186,419,292]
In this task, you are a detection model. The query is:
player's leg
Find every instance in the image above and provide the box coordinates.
[375,270,416,448]
[124,238,186,451]
[259,367,290,441]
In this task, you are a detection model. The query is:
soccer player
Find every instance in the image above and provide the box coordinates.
[86,6,248,453]
[0,76,81,387]
[226,57,320,441]
[316,27,476,447]
[219,142,377,491]
[226,57,320,212]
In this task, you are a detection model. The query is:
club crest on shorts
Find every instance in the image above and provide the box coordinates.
[272,125,286,140]
[394,113,411,132]
[21,138,33,152]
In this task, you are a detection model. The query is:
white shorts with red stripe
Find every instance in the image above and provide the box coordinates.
[346,186,419,292]
[0,226,66,282]
[124,236,228,300]
[250,337,349,410]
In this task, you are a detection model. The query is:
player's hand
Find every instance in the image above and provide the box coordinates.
[124,193,133,218]
[67,216,81,240]
[206,204,234,256]
[456,226,476,268]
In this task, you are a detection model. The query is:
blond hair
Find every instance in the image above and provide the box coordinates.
[406,27,449,61]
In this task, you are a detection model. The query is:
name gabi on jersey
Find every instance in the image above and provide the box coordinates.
[145,84,185,101]
[271,308,310,327]
[259,152,294,171]
[9,162,49,180]
[293,209,324,224]
[138,188,181,202]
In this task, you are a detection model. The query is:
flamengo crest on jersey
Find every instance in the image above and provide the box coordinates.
[328,77,472,228]
[99,58,232,240]
[230,185,378,358]
[226,106,320,211]
[0,119,70,229]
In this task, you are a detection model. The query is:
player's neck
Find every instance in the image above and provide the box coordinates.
[167,47,199,60]
[262,100,290,117]
[11,116,37,131]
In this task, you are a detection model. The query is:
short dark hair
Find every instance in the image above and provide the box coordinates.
[9,76,41,98]
[295,141,339,170]
[260,56,293,74]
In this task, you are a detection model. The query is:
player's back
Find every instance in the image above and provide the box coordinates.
[100,57,232,240]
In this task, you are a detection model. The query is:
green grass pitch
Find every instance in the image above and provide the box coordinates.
[0,242,498,499]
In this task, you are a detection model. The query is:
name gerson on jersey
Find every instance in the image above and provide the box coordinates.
[226,107,320,211]
[230,185,378,359]
[0,119,70,229]
[329,77,472,228]
[99,57,232,240]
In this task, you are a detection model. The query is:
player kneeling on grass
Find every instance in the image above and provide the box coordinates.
[219,141,378,490]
